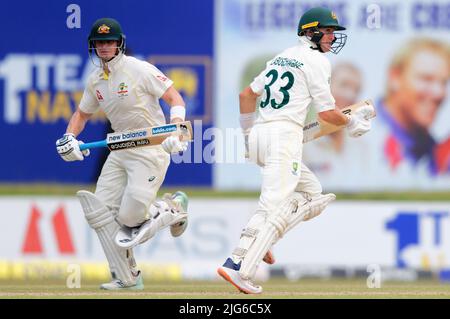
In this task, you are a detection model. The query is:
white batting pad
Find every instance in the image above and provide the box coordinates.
[239,223,279,279]
[239,198,300,279]
[77,190,138,286]
[238,192,335,279]
[284,192,336,234]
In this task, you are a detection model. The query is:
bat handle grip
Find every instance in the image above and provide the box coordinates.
[79,140,107,151]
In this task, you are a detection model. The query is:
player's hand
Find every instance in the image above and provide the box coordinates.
[161,135,188,154]
[346,116,371,138]
[353,104,376,121]
[346,104,375,138]
[56,133,90,161]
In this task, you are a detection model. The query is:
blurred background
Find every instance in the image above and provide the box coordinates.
[0,0,449,285]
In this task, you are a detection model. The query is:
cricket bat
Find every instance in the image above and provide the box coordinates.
[302,99,376,144]
[79,121,193,151]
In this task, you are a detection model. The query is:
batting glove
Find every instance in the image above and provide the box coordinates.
[161,135,188,154]
[346,116,371,138]
[346,104,374,138]
[56,133,90,161]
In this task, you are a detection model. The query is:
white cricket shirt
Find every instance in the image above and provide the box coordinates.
[79,54,173,132]
[250,36,336,127]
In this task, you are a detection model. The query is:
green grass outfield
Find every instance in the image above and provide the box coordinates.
[1,279,450,299]
[0,184,449,201]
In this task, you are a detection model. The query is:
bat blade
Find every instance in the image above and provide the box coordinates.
[80,121,193,151]
[302,99,376,144]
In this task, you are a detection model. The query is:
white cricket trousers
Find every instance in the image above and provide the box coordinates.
[95,145,170,227]
[248,120,323,225]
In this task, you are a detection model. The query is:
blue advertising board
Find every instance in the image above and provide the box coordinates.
[0,0,213,185]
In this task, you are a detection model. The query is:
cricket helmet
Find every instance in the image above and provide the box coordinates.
[88,18,126,53]
[297,7,347,54]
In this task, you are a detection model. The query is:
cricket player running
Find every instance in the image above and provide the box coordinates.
[217,7,372,294]
[56,18,189,290]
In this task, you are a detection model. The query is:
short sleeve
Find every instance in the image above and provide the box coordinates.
[79,84,99,114]
[141,63,174,98]
[249,70,267,95]
[305,58,335,113]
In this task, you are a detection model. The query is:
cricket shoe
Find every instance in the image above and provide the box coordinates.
[100,272,144,290]
[164,191,189,237]
[217,258,262,294]
[263,250,275,264]
[115,198,188,249]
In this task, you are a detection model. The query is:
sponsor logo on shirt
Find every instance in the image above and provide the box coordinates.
[156,75,168,82]
[96,90,104,102]
[117,82,128,98]
[292,162,299,175]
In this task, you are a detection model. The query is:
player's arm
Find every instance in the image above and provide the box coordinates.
[66,107,93,137]
[161,85,186,124]
[239,86,259,135]
[318,109,349,126]
[160,85,188,154]
[240,86,259,114]
[307,61,370,138]
[319,105,372,138]
[239,86,260,158]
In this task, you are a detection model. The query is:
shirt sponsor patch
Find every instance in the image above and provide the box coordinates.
[117,82,128,98]
[156,75,168,82]
[96,90,104,101]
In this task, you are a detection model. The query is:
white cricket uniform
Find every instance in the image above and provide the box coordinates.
[247,36,336,224]
[79,54,172,227]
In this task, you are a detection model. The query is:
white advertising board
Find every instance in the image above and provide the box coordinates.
[1,197,449,279]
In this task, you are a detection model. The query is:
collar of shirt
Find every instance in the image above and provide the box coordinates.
[94,53,126,81]
[92,53,126,83]
[104,53,126,74]
[298,36,319,51]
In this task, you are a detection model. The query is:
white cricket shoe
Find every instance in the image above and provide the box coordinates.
[217,258,262,294]
[115,195,188,249]
[164,191,189,237]
[100,272,144,290]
